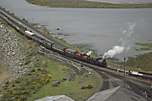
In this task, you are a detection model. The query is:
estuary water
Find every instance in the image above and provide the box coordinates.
[0,0,152,57]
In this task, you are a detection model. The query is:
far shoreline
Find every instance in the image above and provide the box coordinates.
[26,0,152,8]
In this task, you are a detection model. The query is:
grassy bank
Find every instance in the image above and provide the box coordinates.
[126,52,152,72]
[26,0,152,8]
[126,42,152,72]
[0,19,102,101]
[107,42,152,72]
[107,52,152,72]
[135,42,152,51]
[27,56,102,101]
[1,50,102,101]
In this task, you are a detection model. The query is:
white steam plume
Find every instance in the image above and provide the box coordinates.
[103,22,136,59]
[103,46,124,59]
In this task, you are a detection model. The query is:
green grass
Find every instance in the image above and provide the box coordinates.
[0,67,51,101]
[107,53,152,72]
[27,56,102,101]
[135,42,152,51]
[107,42,152,72]
[25,23,102,101]
[0,33,102,101]
[26,0,152,8]
[129,42,152,72]
[126,52,152,72]
[0,19,49,101]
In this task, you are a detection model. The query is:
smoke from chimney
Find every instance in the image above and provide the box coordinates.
[103,22,136,59]
[103,46,125,59]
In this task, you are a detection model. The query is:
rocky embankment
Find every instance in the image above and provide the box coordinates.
[0,19,28,79]
[0,18,51,101]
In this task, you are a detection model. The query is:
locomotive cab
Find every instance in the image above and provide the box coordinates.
[102,59,107,67]
[96,57,107,67]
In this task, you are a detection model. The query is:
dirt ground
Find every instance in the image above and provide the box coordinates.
[0,66,10,81]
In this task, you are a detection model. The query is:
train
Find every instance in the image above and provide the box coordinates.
[25,30,107,67]
[24,30,152,81]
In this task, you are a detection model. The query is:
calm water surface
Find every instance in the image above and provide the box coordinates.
[0,0,152,57]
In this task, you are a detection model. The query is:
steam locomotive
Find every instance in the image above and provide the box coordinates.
[62,48,107,67]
